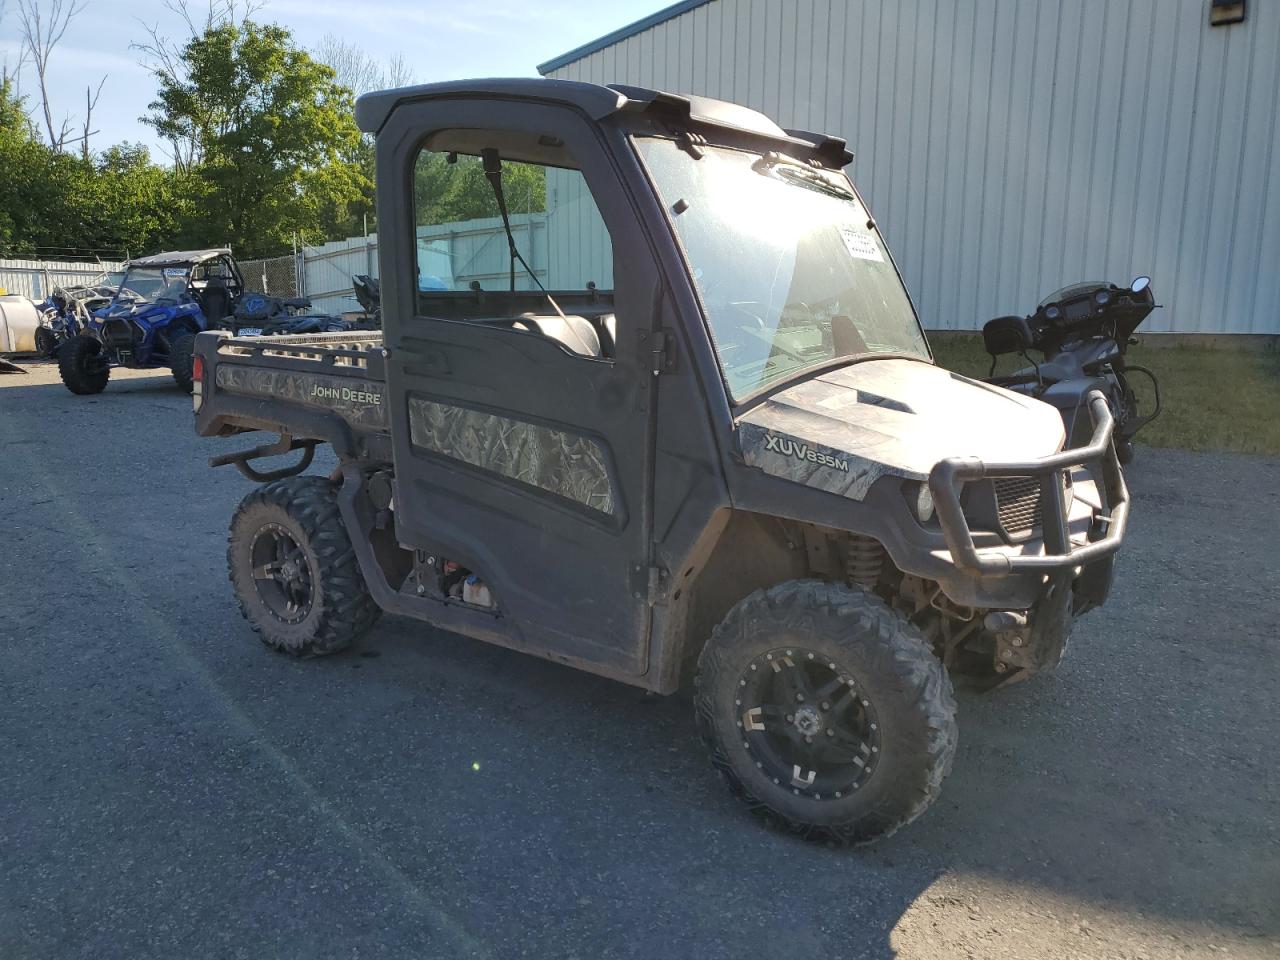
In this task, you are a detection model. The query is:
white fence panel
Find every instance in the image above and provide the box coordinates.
[301,215,550,315]
[0,259,127,301]
[301,236,379,315]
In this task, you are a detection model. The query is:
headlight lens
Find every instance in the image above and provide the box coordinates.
[906,481,934,523]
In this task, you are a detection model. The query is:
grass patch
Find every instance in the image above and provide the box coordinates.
[928,335,1280,456]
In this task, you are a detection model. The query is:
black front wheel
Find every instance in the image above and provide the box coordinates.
[34,326,59,358]
[228,476,382,656]
[695,580,957,845]
[57,336,109,395]
[168,332,197,393]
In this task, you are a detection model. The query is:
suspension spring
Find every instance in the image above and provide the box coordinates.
[845,535,886,588]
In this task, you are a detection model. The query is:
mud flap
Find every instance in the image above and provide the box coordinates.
[991,572,1073,682]
[1072,555,1115,616]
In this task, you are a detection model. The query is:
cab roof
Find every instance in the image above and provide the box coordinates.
[127,249,233,269]
[354,78,852,167]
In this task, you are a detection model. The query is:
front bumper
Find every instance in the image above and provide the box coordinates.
[928,391,1129,578]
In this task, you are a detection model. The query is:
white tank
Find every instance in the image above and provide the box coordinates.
[0,295,40,354]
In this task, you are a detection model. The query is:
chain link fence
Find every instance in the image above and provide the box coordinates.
[239,254,299,298]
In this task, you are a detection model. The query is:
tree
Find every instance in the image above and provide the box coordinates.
[76,144,199,255]
[133,0,263,170]
[0,80,189,260]
[0,76,33,251]
[313,35,416,238]
[315,35,415,99]
[1,0,30,95]
[16,0,106,156]
[414,153,547,228]
[142,20,367,257]
[0,74,25,133]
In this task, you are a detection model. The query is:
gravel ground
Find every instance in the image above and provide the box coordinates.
[1,361,1276,960]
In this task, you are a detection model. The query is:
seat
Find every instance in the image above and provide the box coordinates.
[517,314,602,357]
[598,313,617,357]
[982,315,1033,356]
[200,280,232,326]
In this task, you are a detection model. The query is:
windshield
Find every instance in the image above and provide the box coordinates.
[1038,281,1109,308]
[111,266,188,307]
[635,138,929,400]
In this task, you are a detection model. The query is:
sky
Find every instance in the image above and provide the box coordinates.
[0,0,664,158]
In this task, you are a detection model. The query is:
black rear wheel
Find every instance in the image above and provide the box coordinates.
[696,580,957,845]
[228,476,381,656]
[57,335,109,395]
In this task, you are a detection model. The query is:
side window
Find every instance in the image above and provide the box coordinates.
[410,131,618,359]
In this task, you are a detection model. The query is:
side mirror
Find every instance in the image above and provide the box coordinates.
[1130,276,1151,294]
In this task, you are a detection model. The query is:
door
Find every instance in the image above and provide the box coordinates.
[376,98,660,675]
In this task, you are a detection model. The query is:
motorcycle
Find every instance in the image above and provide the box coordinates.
[352,274,381,327]
[226,291,356,337]
[982,276,1162,464]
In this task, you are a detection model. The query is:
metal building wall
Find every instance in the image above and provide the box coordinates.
[0,259,127,300]
[546,0,1280,334]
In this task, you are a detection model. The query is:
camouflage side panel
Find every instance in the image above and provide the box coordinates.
[737,358,1065,501]
[737,419,893,501]
[214,365,388,432]
[407,398,615,515]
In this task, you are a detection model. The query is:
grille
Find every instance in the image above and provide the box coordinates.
[993,476,1043,537]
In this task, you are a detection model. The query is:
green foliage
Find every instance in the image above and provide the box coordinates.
[0,77,195,259]
[0,77,27,135]
[81,144,201,254]
[143,21,367,257]
[414,152,547,227]
[0,77,85,257]
[0,20,375,262]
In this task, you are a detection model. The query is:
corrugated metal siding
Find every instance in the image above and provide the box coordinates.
[549,0,1280,334]
[546,168,615,289]
[0,259,127,301]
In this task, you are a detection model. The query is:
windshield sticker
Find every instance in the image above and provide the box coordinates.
[838,226,885,263]
[163,267,188,278]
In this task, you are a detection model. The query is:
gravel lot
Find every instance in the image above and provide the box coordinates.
[1,361,1277,959]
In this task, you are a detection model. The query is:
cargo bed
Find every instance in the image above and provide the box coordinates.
[193,329,392,468]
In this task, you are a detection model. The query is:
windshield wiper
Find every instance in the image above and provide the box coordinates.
[481,147,569,322]
[751,153,855,201]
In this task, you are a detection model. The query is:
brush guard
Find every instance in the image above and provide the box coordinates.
[927,391,1129,578]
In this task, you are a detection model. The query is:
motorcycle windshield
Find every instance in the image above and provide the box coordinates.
[1037,281,1109,309]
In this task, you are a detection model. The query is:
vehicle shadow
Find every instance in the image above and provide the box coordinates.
[149,447,1273,959]
[6,370,1274,958]
[261,568,1274,958]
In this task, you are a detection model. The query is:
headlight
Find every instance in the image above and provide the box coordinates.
[905,481,934,523]
[1094,289,1112,306]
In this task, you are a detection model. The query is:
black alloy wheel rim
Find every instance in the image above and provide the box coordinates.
[734,648,881,801]
[81,341,107,372]
[250,523,315,624]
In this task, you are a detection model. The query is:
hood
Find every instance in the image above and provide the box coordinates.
[736,358,1065,500]
[100,301,196,322]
